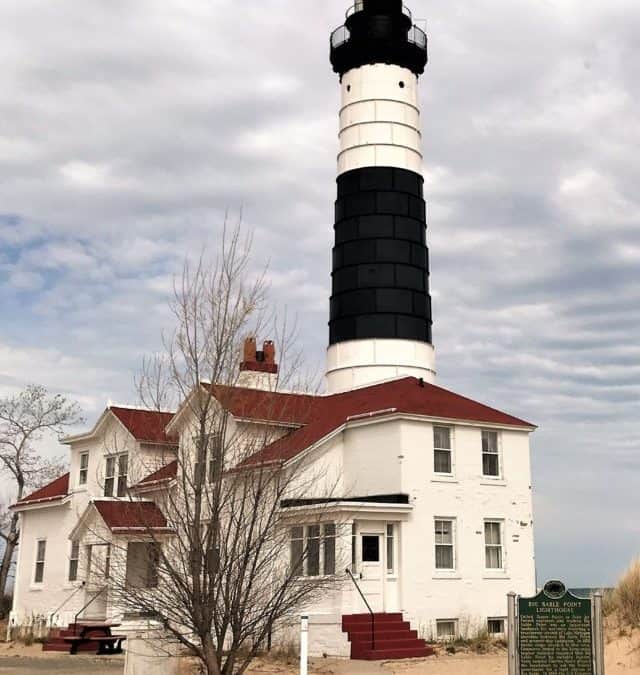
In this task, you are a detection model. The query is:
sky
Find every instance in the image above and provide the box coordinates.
[1,0,639,587]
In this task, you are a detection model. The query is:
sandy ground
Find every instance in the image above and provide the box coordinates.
[0,630,638,674]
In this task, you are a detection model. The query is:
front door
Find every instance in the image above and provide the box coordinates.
[84,544,109,619]
[359,533,384,611]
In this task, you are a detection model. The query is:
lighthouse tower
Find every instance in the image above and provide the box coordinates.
[326,0,435,394]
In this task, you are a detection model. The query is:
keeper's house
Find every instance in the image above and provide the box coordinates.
[9,0,536,659]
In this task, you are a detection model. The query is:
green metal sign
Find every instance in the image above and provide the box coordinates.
[518,581,594,674]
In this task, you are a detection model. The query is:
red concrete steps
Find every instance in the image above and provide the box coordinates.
[342,612,435,661]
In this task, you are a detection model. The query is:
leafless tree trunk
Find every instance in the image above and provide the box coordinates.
[0,385,83,596]
[99,222,343,675]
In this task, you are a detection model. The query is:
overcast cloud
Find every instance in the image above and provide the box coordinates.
[1,0,639,587]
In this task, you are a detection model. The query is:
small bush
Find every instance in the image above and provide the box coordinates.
[614,559,640,627]
[0,595,12,620]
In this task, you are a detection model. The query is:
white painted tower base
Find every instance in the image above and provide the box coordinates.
[326,339,436,394]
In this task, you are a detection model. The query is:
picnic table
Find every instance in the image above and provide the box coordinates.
[64,621,127,655]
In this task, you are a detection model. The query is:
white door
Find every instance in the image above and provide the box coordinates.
[359,533,384,612]
[83,544,108,619]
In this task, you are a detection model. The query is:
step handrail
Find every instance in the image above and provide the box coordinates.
[73,586,107,635]
[346,567,375,651]
[49,582,86,626]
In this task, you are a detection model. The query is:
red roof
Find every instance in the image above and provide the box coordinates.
[12,473,70,508]
[93,500,170,534]
[235,377,534,467]
[110,407,177,445]
[208,384,316,426]
[136,460,178,488]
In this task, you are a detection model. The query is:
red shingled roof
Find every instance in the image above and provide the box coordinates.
[12,473,70,508]
[236,377,534,467]
[93,500,171,534]
[110,407,177,445]
[136,460,178,488]
[208,384,316,426]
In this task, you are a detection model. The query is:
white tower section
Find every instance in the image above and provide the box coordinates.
[326,61,436,394]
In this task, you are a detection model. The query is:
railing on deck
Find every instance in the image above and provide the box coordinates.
[346,567,375,651]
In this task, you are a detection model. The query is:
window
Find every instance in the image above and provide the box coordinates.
[68,541,80,582]
[482,430,500,477]
[34,540,46,583]
[488,618,505,636]
[307,525,321,576]
[290,526,304,577]
[208,434,221,483]
[126,542,160,588]
[79,453,89,485]
[434,519,455,570]
[433,426,452,474]
[436,619,457,641]
[104,457,116,497]
[323,524,336,576]
[117,454,128,497]
[104,453,128,497]
[290,523,338,577]
[104,544,111,579]
[386,524,395,575]
[362,535,380,562]
[485,521,504,569]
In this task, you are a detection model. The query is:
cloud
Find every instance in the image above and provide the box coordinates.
[0,0,639,585]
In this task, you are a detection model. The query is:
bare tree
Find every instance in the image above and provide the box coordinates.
[0,385,83,596]
[98,223,344,675]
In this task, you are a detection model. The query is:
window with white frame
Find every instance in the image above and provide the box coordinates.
[484,520,504,569]
[68,541,80,582]
[104,453,128,497]
[482,430,500,477]
[290,523,337,577]
[193,433,221,484]
[488,618,505,636]
[433,426,452,474]
[79,453,89,485]
[34,540,46,583]
[436,619,457,641]
[117,454,128,497]
[386,523,395,575]
[434,519,455,570]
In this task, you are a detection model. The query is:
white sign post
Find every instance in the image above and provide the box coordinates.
[300,614,309,675]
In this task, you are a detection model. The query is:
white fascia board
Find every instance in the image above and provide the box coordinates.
[10,495,72,513]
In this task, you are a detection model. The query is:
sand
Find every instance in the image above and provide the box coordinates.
[0,628,638,674]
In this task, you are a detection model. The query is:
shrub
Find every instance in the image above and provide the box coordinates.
[0,595,12,620]
[614,559,640,627]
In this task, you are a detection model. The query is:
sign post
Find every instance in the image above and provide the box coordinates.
[509,581,604,675]
[300,614,309,675]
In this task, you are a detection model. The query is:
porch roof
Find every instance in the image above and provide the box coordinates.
[92,500,172,535]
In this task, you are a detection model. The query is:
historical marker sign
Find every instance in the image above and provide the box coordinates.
[517,581,594,675]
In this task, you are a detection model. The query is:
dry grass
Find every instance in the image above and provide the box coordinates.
[609,559,640,628]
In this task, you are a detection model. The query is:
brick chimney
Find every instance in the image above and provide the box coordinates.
[240,338,278,375]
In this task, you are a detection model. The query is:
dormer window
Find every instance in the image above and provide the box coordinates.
[104,453,129,497]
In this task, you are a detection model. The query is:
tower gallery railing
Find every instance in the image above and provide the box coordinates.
[346,567,375,651]
[330,24,427,50]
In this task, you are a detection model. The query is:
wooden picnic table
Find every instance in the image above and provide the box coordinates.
[65,621,126,655]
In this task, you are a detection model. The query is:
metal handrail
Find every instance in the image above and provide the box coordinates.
[73,586,107,634]
[330,23,427,51]
[346,2,412,21]
[346,568,375,651]
[49,582,86,625]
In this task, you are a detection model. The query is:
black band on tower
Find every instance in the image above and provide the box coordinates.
[330,0,428,78]
[329,166,433,345]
